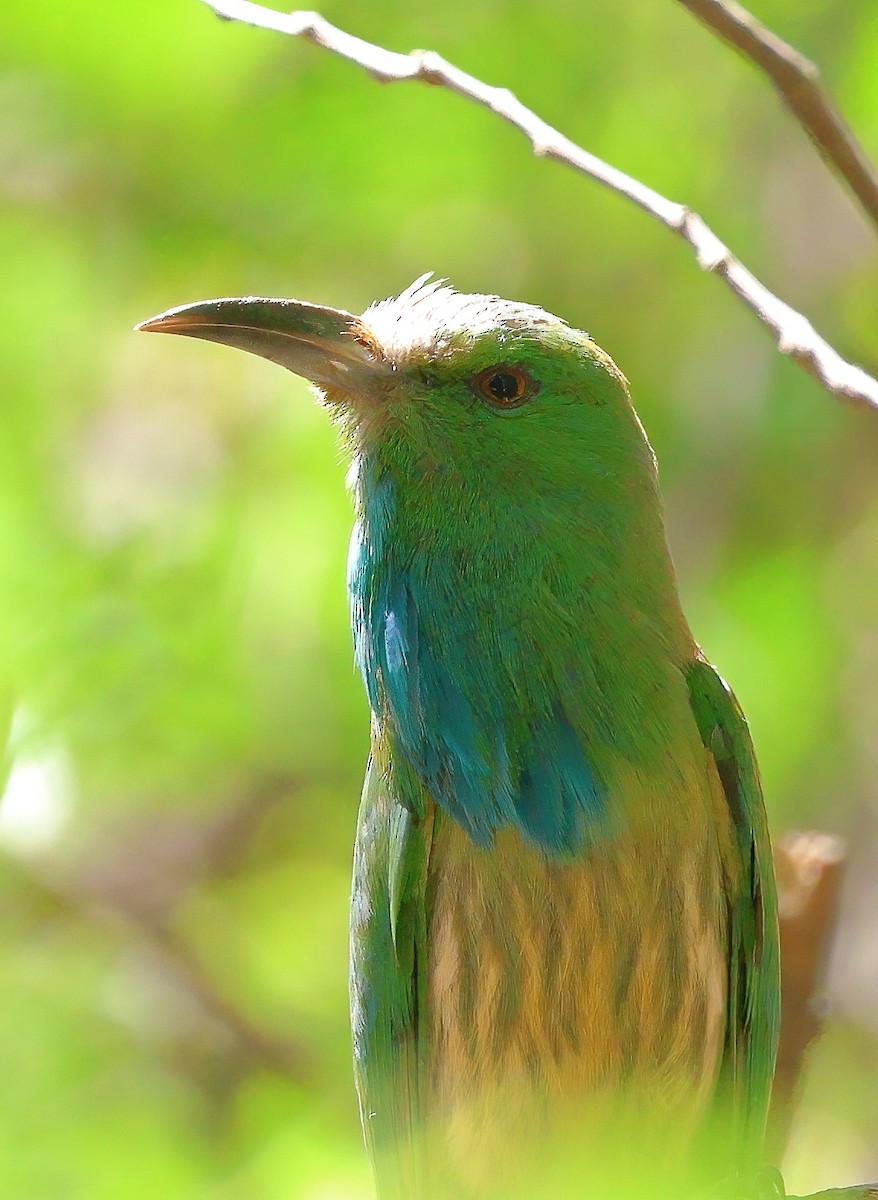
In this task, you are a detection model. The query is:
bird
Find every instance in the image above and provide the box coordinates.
[138,276,780,1199]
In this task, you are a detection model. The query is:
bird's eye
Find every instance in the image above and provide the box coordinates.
[472,365,538,409]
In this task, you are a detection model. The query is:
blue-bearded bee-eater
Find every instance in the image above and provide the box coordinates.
[139,276,780,1198]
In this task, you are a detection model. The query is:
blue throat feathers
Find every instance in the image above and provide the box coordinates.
[348,465,605,855]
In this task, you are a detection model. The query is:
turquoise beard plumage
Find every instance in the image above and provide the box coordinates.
[138,277,780,1200]
[348,462,606,854]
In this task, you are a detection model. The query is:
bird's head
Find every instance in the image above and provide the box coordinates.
[138,275,658,525]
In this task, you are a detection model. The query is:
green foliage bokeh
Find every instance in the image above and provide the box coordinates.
[1,1,877,1196]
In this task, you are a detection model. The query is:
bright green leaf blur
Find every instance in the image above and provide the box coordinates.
[1,1,877,1196]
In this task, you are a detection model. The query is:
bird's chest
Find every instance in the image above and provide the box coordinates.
[425,794,730,1173]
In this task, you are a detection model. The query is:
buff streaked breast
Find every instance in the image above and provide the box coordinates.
[424,752,736,1192]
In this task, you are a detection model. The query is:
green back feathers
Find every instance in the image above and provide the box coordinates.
[686,656,780,1161]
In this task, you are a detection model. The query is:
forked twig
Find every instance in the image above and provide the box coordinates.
[198,0,878,411]
[677,0,878,231]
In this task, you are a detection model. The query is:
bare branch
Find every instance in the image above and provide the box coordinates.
[6,848,310,1078]
[793,1189,878,1199]
[198,0,878,411]
[139,916,310,1077]
[65,781,311,1076]
[676,0,878,232]
[771,832,847,1161]
[0,775,311,1081]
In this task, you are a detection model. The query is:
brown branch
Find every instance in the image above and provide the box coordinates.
[198,0,878,412]
[792,1190,878,1199]
[59,782,311,1076]
[71,868,309,1077]
[65,785,311,1077]
[676,0,878,232]
[1,780,311,1080]
[771,832,847,1161]
[138,916,309,1077]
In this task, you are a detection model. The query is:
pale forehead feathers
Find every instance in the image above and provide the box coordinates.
[359,274,567,367]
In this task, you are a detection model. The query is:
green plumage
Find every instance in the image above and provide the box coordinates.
[138,277,780,1198]
[686,657,780,1160]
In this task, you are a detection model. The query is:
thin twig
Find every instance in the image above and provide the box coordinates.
[198,0,878,411]
[676,0,878,232]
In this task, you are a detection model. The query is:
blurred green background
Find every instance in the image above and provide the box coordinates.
[1,1,877,1196]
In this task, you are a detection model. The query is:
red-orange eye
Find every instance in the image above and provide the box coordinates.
[472,365,538,409]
